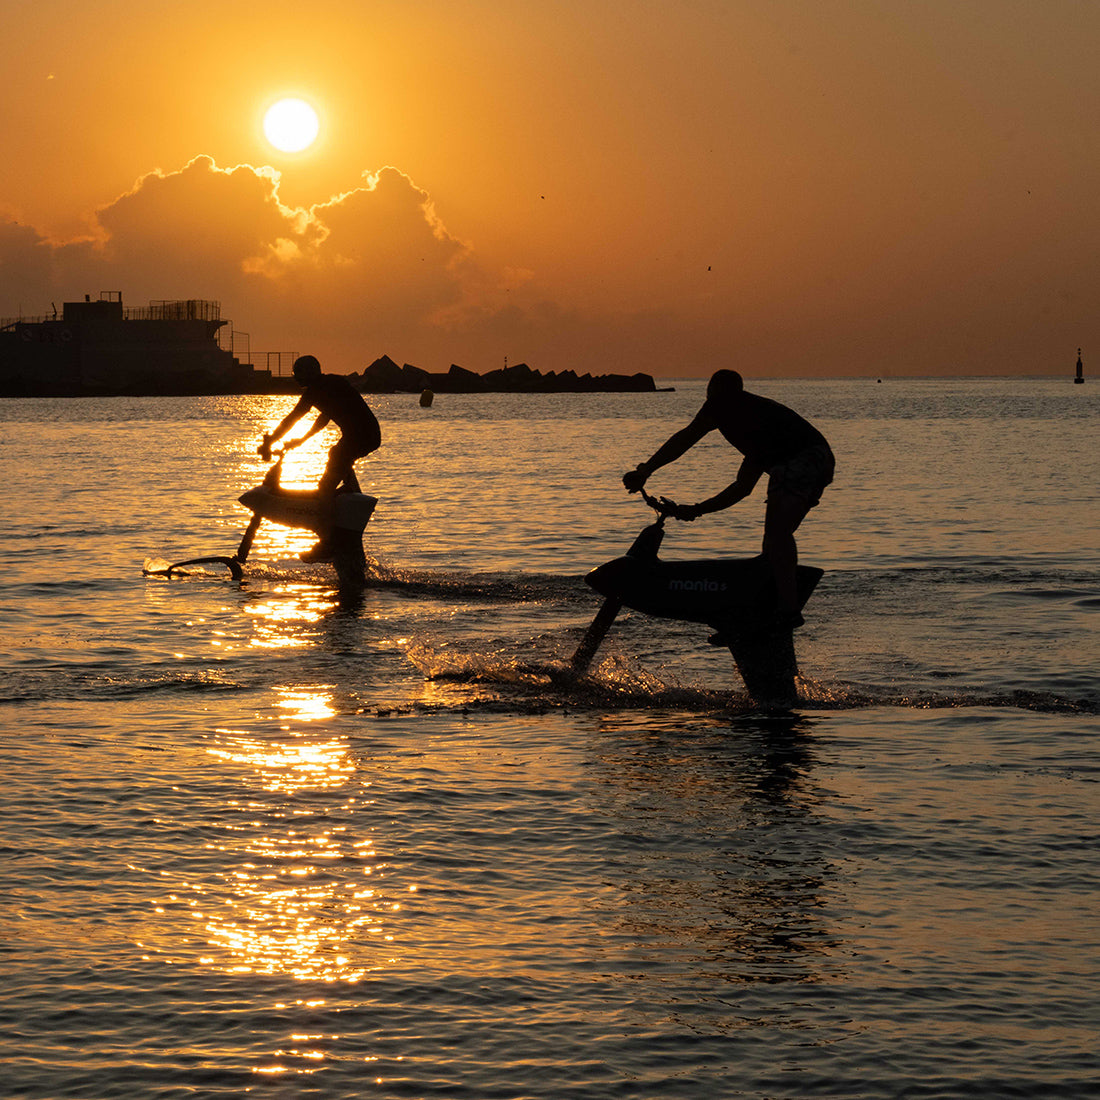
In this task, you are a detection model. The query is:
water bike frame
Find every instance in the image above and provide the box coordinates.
[568,490,824,705]
[583,490,822,628]
[144,450,377,583]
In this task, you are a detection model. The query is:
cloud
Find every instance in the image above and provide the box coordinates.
[0,221,56,311]
[96,156,300,273]
[0,155,741,374]
[0,156,510,367]
[275,167,475,325]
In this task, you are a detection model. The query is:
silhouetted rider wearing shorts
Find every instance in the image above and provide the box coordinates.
[623,368,834,628]
[261,355,381,494]
[259,355,381,562]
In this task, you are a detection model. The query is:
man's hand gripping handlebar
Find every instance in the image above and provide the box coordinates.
[639,488,701,522]
[258,434,304,462]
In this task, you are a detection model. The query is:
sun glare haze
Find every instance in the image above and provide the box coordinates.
[263,98,320,153]
[2,2,1099,376]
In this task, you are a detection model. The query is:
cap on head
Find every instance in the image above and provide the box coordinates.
[292,355,322,382]
[707,368,744,400]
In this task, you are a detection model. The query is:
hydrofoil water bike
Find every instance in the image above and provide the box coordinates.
[143,449,378,587]
[569,490,823,706]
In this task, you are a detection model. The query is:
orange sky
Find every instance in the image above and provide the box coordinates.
[2,0,1097,377]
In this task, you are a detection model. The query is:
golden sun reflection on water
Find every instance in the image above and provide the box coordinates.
[244,588,333,651]
[208,729,350,793]
[199,818,389,983]
[249,521,315,565]
[277,688,337,724]
[170,689,402,983]
[238,442,331,563]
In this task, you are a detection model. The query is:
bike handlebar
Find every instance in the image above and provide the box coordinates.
[640,488,677,517]
[258,436,300,461]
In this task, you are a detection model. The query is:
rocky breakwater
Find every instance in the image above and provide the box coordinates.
[353,355,660,394]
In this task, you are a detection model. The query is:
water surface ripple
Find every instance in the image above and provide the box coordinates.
[1,380,1097,1098]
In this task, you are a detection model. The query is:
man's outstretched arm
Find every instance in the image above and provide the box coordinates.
[677,457,764,518]
[295,412,331,444]
[623,410,713,491]
[266,394,312,446]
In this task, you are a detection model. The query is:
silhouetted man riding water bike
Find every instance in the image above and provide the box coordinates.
[623,368,834,629]
[261,355,381,492]
[260,354,382,560]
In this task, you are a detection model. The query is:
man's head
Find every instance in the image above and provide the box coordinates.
[707,368,744,402]
[292,355,322,385]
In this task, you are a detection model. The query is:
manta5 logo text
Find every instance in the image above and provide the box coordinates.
[667,578,727,593]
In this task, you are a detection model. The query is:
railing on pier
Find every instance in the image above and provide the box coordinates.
[213,328,297,375]
[228,352,299,377]
[261,351,299,377]
[3,299,222,327]
[125,300,221,322]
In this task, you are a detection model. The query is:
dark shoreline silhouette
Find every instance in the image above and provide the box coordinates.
[353,355,662,395]
[1,295,663,396]
[0,355,663,398]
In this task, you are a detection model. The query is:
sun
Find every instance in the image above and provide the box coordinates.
[263,98,320,153]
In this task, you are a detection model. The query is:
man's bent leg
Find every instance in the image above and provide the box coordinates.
[762,491,813,623]
[318,442,359,495]
[302,445,359,561]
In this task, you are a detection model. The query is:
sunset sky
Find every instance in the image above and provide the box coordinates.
[2,0,1097,378]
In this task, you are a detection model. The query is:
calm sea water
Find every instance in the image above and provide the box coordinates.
[1,379,1097,1099]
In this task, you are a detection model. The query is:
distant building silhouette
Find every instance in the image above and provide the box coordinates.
[0,292,277,395]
